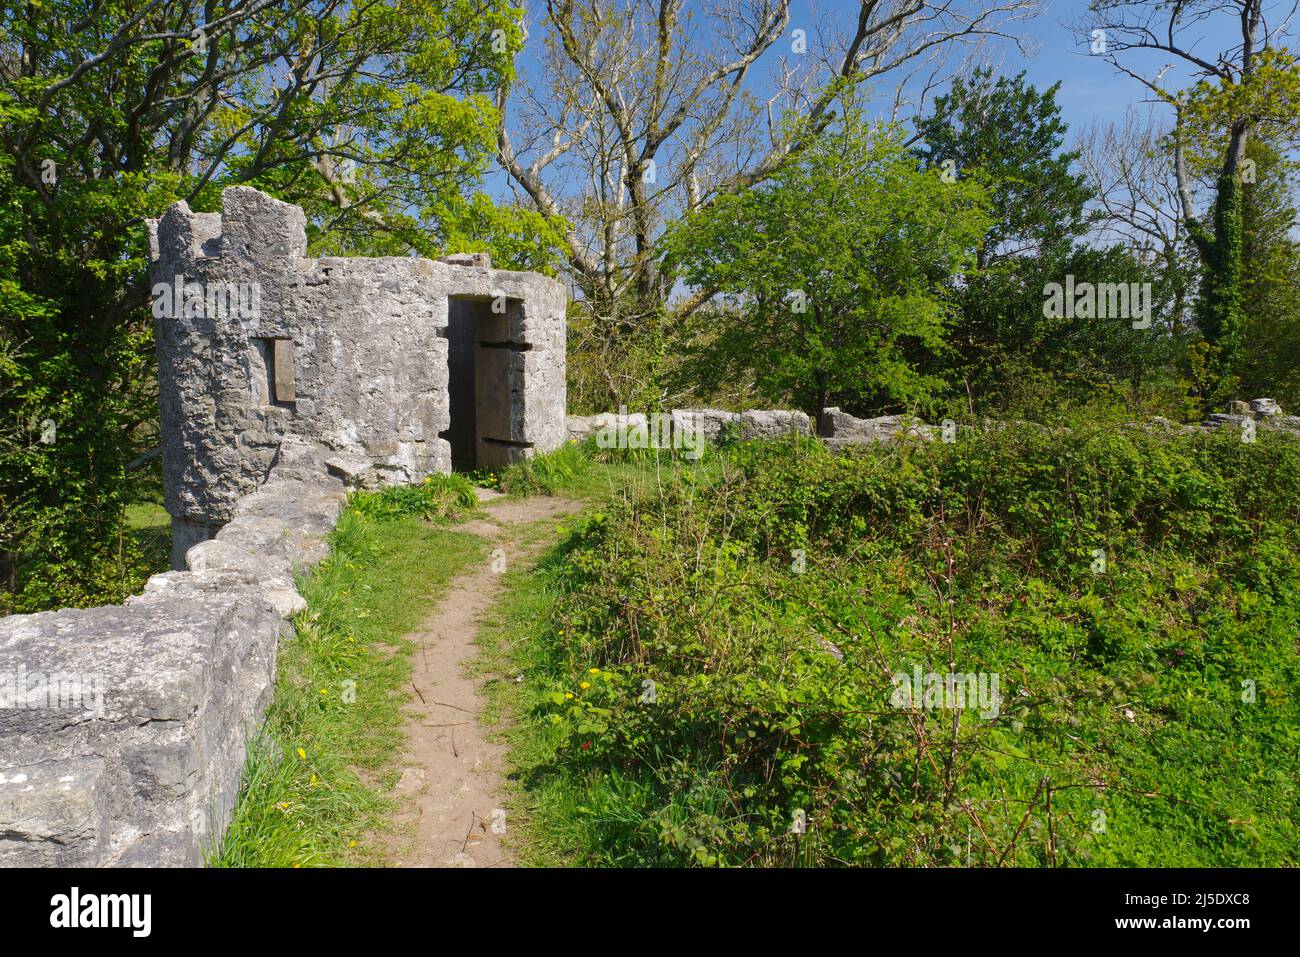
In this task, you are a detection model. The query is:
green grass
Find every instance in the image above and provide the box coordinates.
[493,441,593,496]
[470,452,729,867]
[123,502,171,573]
[123,501,169,529]
[490,438,725,502]
[213,493,487,867]
[215,425,1300,868]
[471,513,597,867]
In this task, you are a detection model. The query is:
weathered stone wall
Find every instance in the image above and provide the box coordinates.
[148,186,565,567]
[566,400,1300,451]
[565,408,815,446]
[0,438,343,866]
[1,188,567,868]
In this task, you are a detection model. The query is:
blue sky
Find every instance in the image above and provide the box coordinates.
[1003,0,1163,128]
[488,0,1289,215]
[792,0,1171,131]
[490,0,1183,197]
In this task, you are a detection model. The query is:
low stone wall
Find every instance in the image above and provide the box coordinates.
[1195,398,1300,435]
[566,406,925,448]
[565,408,813,446]
[567,399,1300,452]
[817,408,936,447]
[0,437,344,867]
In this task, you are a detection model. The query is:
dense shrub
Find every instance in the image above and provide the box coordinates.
[528,423,1300,865]
[348,474,479,522]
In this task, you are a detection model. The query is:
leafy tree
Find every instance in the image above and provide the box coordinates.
[1237,135,1300,407]
[664,95,990,425]
[1087,1,1300,407]
[0,0,525,610]
[914,69,1092,270]
[438,192,569,275]
[499,0,1040,411]
[912,69,1157,412]
[1177,47,1300,406]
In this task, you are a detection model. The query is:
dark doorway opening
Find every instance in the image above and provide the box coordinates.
[443,296,533,471]
[444,298,481,471]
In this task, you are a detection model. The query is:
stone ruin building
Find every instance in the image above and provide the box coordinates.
[5,186,1296,869]
[149,186,567,566]
[0,187,565,867]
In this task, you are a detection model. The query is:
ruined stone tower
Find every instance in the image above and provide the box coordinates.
[146,187,566,566]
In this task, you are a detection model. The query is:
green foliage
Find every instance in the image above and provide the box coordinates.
[1173,48,1300,408]
[912,69,1180,416]
[915,69,1092,266]
[495,442,592,496]
[1178,48,1300,181]
[439,192,569,275]
[511,424,1300,866]
[565,299,671,414]
[972,245,1183,418]
[348,473,479,522]
[1238,136,1300,409]
[665,90,991,417]
[1191,173,1245,409]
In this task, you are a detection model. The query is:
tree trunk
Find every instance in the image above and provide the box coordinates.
[1191,171,1246,410]
[814,369,829,436]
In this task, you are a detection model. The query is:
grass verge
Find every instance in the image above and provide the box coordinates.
[214,481,487,867]
[487,438,724,502]
[471,513,594,867]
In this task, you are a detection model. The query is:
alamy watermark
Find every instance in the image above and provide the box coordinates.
[889,666,1001,719]
[1043,275,1153,329]
[50,887,150,937]
[151,275,262,322]
[0,666,105,717]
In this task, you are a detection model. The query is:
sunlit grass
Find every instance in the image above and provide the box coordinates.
[213,500,487,867]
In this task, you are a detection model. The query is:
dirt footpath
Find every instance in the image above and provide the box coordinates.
[377,493,581,867]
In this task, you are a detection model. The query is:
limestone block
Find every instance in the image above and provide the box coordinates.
[738,409,811,440]
[0,758,111,866]
[670,409,740,444]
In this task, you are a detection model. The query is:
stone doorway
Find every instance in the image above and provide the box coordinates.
[444,296,531,470]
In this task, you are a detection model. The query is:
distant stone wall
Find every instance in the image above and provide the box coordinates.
[565,408,814,446]
[565,407,925,449]
[566,400,1300,451]
[0,438,343,867]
